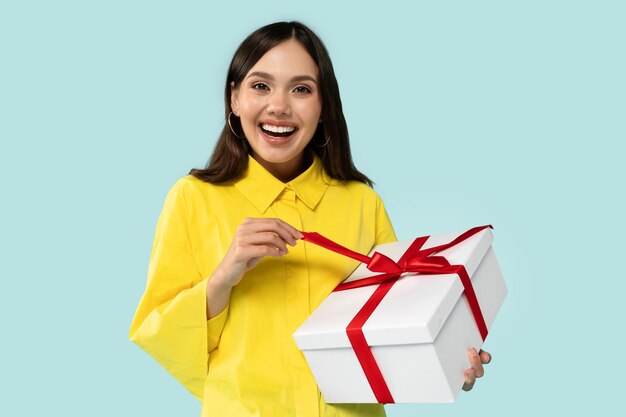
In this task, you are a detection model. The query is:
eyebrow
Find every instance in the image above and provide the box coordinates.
[246,71,318,85]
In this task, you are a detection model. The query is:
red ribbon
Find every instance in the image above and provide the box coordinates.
[301,225,492,403]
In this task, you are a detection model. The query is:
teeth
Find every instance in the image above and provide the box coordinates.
[262,123,296,134]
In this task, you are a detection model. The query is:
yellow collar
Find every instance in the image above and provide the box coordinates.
[234,154,331,214]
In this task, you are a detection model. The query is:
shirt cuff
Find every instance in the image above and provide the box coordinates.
[207,304,229,352]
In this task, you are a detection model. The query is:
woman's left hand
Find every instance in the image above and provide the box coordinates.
[462,348,492,391]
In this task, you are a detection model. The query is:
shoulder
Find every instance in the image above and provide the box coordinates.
[332,181,396,244]
[166,175,232,202]
[327,178,386,206]
[157,175,238,221]
[170,174,215,192]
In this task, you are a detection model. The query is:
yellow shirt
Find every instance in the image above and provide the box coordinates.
[130,154,397,417]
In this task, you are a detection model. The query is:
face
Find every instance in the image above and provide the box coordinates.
[231,39,323,181]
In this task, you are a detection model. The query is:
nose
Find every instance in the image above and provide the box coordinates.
[266,90,291,116]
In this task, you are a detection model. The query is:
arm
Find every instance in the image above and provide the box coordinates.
[205,217,302,319]
[130,181,303,399]
[129,179,211,401]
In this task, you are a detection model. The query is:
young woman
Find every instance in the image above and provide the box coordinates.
[130,21,490,417]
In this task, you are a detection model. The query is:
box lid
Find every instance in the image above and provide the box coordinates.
[293,228,494,350]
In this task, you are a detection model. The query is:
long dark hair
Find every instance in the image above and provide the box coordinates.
[189,21,372,186]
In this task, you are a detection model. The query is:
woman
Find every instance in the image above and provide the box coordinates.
[130,21,490,417]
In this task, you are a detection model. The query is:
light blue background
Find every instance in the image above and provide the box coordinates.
[1,1,624,416]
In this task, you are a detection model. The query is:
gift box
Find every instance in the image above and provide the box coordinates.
[293,226,507,403]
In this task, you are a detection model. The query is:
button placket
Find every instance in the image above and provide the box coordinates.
[271,189,320,417]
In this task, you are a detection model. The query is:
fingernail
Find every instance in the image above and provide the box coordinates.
[470,348,478,357]
[296,231,304,239]
[462,381,475,392]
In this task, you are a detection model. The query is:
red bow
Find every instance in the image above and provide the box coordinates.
[300,225,492,403]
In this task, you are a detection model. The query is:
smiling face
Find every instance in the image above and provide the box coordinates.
[231,39,323,182]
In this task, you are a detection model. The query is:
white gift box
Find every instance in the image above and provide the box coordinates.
[293,227,507,403]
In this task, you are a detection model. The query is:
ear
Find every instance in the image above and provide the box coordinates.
[230,81,239,116]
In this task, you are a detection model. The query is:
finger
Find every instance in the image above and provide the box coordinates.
[241,218,300,245]
[244,250,276,271]
[241,232,289,253]
[273,219,303,241]
[243,244,288,261]
[462,368,476,391]
[479,349,492,365]
[236,220,291,251]
[468,348,484,378]
[272,220,302,244]
[273,224,299,247]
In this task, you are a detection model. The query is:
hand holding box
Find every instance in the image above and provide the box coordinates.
[293,226,507,403]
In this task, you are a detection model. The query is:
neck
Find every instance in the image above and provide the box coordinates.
[252,152,313,183]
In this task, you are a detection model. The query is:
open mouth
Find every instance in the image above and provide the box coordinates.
[259,123,298,138]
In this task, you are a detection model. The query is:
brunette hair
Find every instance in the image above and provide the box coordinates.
[189,21,372,186]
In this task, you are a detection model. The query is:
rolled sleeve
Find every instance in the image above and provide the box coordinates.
[207,304,229,352]
[129,179,209,401]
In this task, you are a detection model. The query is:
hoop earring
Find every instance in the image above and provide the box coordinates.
[316,135,331,148]
[228,112,245,139]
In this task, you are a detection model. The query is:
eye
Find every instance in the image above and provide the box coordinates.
[293,85,312,94]
[251,82,270,91]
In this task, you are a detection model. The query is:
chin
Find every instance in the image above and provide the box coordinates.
[254,149,301,164]
[250,137,310,163]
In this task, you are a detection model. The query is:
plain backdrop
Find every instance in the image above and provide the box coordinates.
[1,1,624,416]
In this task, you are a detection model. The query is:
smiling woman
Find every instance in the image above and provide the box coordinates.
[129,21,488,417]
[230,39,323,181]
[188,21,372,187]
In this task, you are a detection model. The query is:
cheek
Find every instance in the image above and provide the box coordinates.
[239,94,265,116]
[296,100,322,125]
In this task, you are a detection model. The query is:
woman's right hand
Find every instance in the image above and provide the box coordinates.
[206,218,302,318]
[215,217,302,287]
